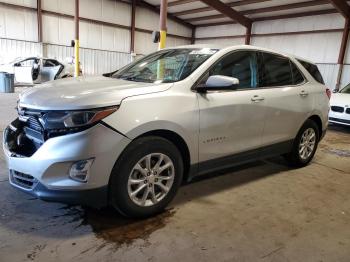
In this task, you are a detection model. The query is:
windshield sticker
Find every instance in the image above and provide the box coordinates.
[190,48,218,55]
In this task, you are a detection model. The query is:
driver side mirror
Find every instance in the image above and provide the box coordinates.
[197,75,239,93]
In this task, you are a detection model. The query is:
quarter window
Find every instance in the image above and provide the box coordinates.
[290,62,305,85]
[260,52,293,87]
[208,51,258,89]
[297,60,324,84]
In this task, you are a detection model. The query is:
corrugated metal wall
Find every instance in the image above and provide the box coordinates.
[195,13,350,90]
[135,5,192,55]
[0,0,191,75]
[0,38,42,64]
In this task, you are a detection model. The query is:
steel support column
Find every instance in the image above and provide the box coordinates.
[336,18,349,90]
[191,27,196,44]
[74,0,80,77]
[245,24,252,45]
[159,0,167,49]
[37,0,42,42]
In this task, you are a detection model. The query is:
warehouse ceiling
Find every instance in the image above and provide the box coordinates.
[142,0,350,27]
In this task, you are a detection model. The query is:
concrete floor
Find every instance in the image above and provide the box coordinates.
[0,88,349,262]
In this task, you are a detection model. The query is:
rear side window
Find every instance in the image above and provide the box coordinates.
[260,52,293,87]
[290,62,305,85]
[297,60,324,84]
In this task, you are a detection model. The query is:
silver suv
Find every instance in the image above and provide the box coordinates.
[3,45,330,217]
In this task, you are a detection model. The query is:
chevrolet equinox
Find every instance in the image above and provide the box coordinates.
[3,45,330,217]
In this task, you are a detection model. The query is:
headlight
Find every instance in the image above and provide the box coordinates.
[42,106,118,130]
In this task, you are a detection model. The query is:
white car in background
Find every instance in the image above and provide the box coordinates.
[0,57,75,84]
[329,84,350,126]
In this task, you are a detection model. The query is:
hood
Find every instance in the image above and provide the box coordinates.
[330,93,350,106]
[19,76,173,110]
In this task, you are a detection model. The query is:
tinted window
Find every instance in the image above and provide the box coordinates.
[290,62,305,85]
[297,60,324,84]
[261,52,293,87]
[208,51,258,89]
[340,83,350,94]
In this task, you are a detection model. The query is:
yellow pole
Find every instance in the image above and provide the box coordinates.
[74,39,79,77]
[159,30,167,50]
[157,0,167,79]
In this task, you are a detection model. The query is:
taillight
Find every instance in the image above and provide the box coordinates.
[326,88,331,99]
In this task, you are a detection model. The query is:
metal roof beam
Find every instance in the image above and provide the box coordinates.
[195,9,338,27]
[329,0,350,18]
[198,0,251,27]
[173,0,272,16]
[186,0,331,23]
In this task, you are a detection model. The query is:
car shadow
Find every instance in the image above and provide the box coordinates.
[328,123,350,134]
[0,156,290,251]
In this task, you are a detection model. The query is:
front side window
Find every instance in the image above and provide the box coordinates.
[112,48,217,83]
[260,52,293,87]
[206,51,258,89]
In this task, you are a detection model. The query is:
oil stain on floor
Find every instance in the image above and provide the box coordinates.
[52,206,176,252]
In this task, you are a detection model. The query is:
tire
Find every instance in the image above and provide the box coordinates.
[109,136,183,218]
[284,119,320,168]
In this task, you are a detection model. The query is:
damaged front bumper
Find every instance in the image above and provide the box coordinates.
[3,119,131,208]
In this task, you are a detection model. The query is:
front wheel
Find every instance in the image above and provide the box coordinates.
[109,136,183,218]
[284,119,319,167]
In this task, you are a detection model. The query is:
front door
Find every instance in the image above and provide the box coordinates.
[13,58,39,84]
[196,51,267,171]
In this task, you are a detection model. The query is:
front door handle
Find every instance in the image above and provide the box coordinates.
[299,90,309,97]
[251,96,265,102]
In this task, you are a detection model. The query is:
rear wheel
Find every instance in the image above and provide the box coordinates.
[109,136,183,218]
[284,119,319,167]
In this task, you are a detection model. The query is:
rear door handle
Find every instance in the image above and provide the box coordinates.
[251,96,265,102]
[299,90,309,97]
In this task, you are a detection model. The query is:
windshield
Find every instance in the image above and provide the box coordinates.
[112,48,218,83]
[340,84,350,94]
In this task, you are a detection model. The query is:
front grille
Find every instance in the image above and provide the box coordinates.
[331,106,344,113]
[346,108,350,114]
[329,117,350,124]
[27,116,42,131]
[10,170,38,190]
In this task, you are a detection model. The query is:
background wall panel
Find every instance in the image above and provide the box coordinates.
[135,6,191,37]
[195,37,245,46]
[196,24,245,38]
[0,5,37,41]
[0,38,42,63]
[44,44,131,75]
[340,65,350,87]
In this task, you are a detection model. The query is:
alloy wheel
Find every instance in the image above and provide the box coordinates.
[127,153,175,207]
[299,128,316,160]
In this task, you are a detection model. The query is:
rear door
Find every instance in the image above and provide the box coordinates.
[258,52,313,147]
[197,50,267,166]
